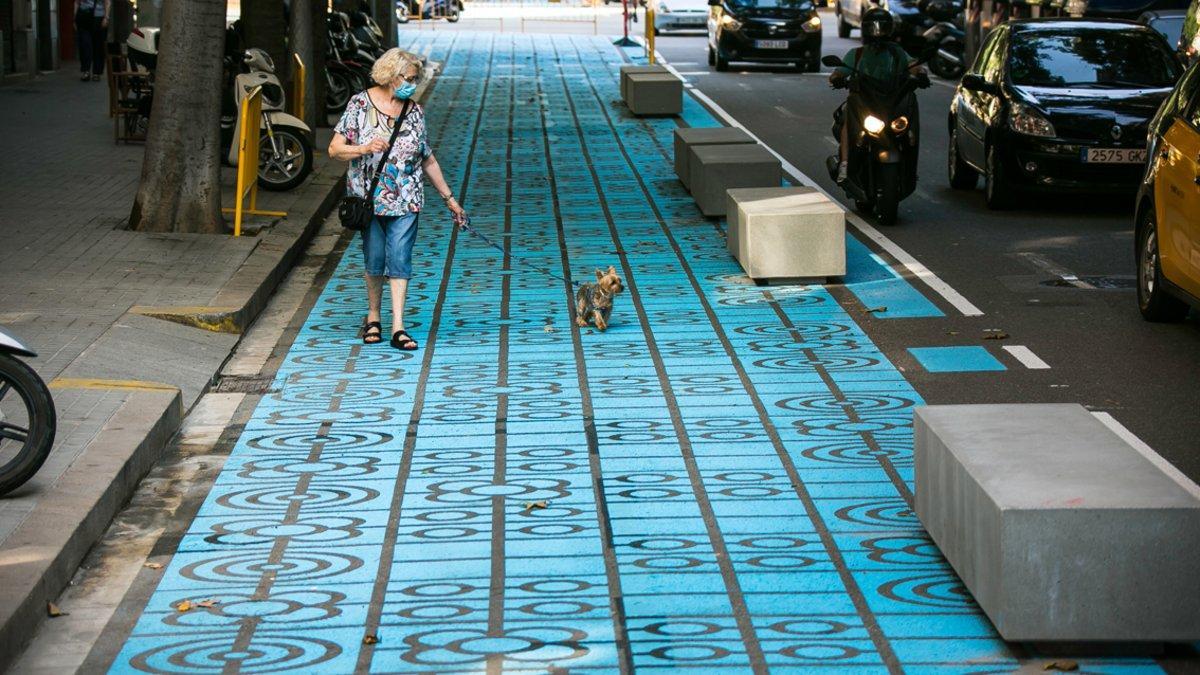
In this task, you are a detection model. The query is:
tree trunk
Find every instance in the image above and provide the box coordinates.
[309,0,329,127]
[289,0,318,130]
[128,0,226,234]
[240,0,289,81]
[373,0,396,49]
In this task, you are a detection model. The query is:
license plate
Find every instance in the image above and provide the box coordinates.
[755,40,789,49]
[1082,148,1147,164]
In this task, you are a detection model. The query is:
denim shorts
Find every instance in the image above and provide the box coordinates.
[362,212,419,279]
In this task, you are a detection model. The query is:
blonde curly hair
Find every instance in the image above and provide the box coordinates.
[371,48,425,87]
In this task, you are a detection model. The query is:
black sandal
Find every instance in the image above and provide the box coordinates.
[362,319,383,345]
[390,330,418,351]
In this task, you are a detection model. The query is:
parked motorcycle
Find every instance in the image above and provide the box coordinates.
[921,0,965,80]
[349,9,387,58]
[0,327,56,497]
[326,12,375,113]
[224,48,314,192]
[397,0,463,23]
[823,53,930,225]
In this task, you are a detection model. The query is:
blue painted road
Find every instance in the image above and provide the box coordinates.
[111,33,1162,673]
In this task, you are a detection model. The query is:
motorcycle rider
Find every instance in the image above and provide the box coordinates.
[829,7,923,183]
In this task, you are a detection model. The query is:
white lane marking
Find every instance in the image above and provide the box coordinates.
[1002,345,1050,370]
[658,57,984,316]
[1017,251,1095,289]
[1092,412,1200,500]
[674,70,709,76]
[774,105,802,119]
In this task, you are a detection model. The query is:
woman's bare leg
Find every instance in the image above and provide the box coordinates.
[389,277,409,336]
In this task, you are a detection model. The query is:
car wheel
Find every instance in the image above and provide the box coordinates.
[715,50,730,71]
[1137,210,1190,322]
[875,163,901,226]
[948,125,978,190]
[708,44,716,66]
[837,6,852,38]
[807,58,821,73]
[984,143,1012,210]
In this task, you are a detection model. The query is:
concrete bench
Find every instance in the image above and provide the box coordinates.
[689,144,782,217]
[619,64,668,101]
[673,127,756,193]
[725,187,845,280]
[625,73,682,117]
[915,403,1200,643]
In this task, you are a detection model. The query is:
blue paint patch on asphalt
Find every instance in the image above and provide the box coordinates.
[843,234,945,318]
[680,94,721,129]
[108,32,1162,674]
[909,346,1007,372]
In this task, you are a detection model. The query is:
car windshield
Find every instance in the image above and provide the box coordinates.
[1149,16,1186,47]
[1008,29,1180,88]
[727,0,813,8]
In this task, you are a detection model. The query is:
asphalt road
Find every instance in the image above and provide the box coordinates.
[653,13,1200,482]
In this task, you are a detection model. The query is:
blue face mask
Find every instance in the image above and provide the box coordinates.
[394,82,417,100]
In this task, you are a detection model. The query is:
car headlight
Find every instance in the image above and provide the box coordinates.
[721,14,741,30]
[890,116,909,133]
[657,1,670,12]
[802,15,821,32]
[863,115,886,136]
[1009,103,1055,137]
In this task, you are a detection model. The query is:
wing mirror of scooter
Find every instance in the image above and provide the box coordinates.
[821,55,845,68]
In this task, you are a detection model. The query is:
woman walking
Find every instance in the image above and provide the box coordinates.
[74,0,111,81]
[329,48,465,351]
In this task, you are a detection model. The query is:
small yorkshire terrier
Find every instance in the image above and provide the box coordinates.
[575,266,624,332]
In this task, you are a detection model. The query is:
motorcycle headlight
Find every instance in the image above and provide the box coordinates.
[863,115,886,136]
[1008,103,1055,138]
[721,14,741,31]
[890,116,909,133]
[802,15,821,32]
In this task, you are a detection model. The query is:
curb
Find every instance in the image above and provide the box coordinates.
[0,387,182,671]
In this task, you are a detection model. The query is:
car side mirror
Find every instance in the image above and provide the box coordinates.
[708,0,721,6]
[961,73,998,94]
[821,55,844,68]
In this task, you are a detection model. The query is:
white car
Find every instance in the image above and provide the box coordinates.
[653,0,710,33]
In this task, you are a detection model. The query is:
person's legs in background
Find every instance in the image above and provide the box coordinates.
[90,18,107,79]
[75,12,94,81]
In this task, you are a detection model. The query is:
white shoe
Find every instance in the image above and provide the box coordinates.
[836,161,848,184]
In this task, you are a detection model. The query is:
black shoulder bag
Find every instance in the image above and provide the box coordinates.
[338,100,413,231]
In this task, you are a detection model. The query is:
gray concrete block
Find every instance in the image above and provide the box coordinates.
[689,144,782,217]
[673,127,756,192]
[625,73,682,117]
[914,403,1200,642]
[619,64,668,101]
[726,187,845,279]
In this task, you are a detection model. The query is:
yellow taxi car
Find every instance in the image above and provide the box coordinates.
[1137,59,1200,321]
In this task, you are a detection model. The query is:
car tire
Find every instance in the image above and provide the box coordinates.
[948,125,978,190]
[708,44,716,66]
[806,58,821,72]
[837,6,852,38]
[1137,210,1190,322]
[715,50,730,72]
[875,163,901,226]
[984,143,1012,210]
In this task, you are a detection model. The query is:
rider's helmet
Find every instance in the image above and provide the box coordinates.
[861,7,897,43]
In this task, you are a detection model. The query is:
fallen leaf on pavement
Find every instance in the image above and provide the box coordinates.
[1043,660,1078,672]
[867,306,887,313]
[946,331,959,335]
[983,332,1010,340]
[363,634,380,645]
[175,600,193,613]
[543,325,556,333]
[196,599,220,608]
[525,501,549,510]
[47,602,66,618]
[144,562,163,569]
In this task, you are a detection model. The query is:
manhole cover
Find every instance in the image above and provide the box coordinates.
[1038,275,1136,290]
[213,375,278,394]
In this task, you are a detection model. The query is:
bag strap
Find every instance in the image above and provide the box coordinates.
[364,98,413,204]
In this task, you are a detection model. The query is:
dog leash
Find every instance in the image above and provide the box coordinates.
[457,216,582,289]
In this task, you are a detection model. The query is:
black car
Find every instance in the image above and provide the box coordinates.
[707,0,823,72]
[947,19,1182,208]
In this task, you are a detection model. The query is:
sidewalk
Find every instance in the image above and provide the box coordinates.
[101,32,1177,674]
[0,68,342,664]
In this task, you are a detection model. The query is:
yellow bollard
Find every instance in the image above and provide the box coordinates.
[221,87,288,237]
[646,7,656,64]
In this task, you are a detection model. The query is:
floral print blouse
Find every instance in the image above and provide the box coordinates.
[335,92,433,216]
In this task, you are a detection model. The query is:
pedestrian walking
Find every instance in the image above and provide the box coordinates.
[328,48,466,351]
[74,0,111,81]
